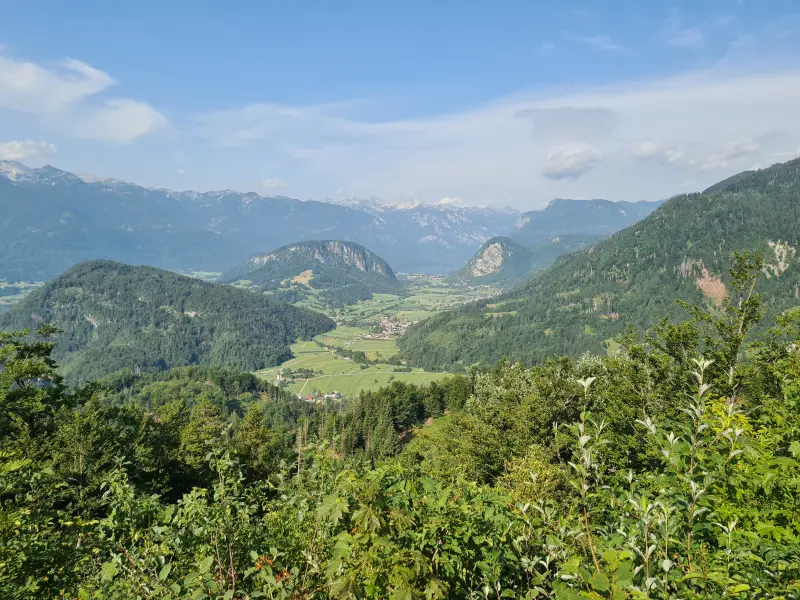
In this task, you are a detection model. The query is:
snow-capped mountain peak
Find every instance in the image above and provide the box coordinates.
[0,160,32,181]
[392,199,422,210]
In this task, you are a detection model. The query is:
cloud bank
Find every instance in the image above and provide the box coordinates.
[194,67,800,206]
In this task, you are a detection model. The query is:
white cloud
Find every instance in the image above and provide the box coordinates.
[262,178,289,189]
[634,142,684,165]
[542,145,603,180]
[68,98,168,142]
[0,51,166,142]
[437,196,460,205]
[0,56,112,113]
[0,139,57,161]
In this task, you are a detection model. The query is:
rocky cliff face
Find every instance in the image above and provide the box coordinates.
[454,237,534,286]
[470,242,506,276]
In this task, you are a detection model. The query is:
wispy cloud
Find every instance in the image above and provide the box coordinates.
[0,50,166,142]
[634,142,684,165]
[0,139,57,161]
[662,8,712,48]
[262,178,289,190]
[566,33,625,52]
[542,145,603,180]
[696,137,760,170]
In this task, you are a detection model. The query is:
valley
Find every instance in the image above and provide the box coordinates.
[256,275,500,395]
[4,151,800,600]
[5,4,800,597]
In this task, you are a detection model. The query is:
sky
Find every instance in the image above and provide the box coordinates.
[1,0,799,209]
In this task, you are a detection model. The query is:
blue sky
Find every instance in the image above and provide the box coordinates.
[1,1,799,208]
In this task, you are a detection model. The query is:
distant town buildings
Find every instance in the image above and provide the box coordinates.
[363,317,412,339]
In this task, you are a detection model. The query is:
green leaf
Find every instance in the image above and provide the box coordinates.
[159,563,172,581]
[590,571,610,592]
[100,560,118,582]
[317,494,349,528]
[727,583,751,595]
[198,555,214,574]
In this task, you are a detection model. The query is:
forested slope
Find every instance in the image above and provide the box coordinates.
[399,158,800,370]
[0,260,334,382]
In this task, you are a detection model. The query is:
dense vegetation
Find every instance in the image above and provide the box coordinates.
[0,260,334,383]
[221,241,402,308]
[2,252,799,598]
[400,158,800,371]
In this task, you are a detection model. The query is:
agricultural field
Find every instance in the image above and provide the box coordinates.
[256,336,449,397]
[256,275,499,397]
[314,275,500,323]
[0,280,44,313]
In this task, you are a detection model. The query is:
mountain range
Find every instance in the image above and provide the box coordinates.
[399,157,800,370]
[0,160,662,280]
[511,198,665,246]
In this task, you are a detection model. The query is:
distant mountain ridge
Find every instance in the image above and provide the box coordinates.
[512,198,663,246]
[221,240,400,308]
[0,259,335,383]
[0,160,660,280]
[399,158,800,370]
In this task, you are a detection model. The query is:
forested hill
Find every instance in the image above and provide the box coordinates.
[399,157,800,370]
[0,260,334,383]
[453,235,601,287]
[220,240,401,307]
[452,237,532,285]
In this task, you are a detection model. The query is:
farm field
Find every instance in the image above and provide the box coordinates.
[0,280,44,313]
[256,336,449,397]
[257,275,498,396]
[311,276,500,322]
